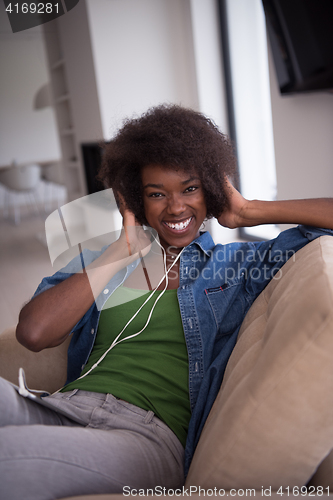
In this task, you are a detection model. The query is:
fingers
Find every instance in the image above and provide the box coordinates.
[224,176,234,187]
[115,191,139,227]
[123,209,137,227]
[124,226,132,256]
[224,176,237,194]
[121,225,152,260]
[115,192,128,217]
[115,191,151,258]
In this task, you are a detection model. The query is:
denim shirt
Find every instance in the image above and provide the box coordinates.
[34,225,332,474]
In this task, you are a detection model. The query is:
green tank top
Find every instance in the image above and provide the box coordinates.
[62,285,191,446]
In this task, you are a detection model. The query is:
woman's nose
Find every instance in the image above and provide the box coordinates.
[166,195,185,215]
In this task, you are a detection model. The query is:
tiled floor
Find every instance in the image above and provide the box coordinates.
[0,210,55,333]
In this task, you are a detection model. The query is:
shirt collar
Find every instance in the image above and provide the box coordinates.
[186,231,215,256]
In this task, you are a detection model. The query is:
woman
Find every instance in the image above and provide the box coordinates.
[1,105,333,499]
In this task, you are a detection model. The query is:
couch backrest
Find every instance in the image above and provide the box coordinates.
[186,235,333,489]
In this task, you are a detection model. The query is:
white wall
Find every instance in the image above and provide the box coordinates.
[189,0,238,243]
[268,43,333,201]
[57,1,103,144]
[85,0,199,139]
[189,0,229,134]
[0,2,61,166]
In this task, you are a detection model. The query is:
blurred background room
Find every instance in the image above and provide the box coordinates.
[1,0,333,334]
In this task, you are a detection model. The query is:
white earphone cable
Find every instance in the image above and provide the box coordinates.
[76,237,183,381]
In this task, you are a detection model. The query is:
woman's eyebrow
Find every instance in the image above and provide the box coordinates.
[143,176,201,189]
[143,183,163,189]
[181,176,200,185]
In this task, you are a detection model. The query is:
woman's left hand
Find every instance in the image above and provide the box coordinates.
[217,178,249,229]
[217,178,333,230]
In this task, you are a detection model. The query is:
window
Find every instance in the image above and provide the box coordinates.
[219,0,279,240]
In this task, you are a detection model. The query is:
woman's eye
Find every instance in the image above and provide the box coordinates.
[148,192,163,198]
[185,186,198,193]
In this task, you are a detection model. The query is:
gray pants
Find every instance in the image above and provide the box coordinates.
[0,377,184,500]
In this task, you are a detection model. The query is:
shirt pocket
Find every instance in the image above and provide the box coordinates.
[205,281,246,336]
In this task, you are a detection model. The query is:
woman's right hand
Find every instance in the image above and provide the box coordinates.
[115,193,152,261]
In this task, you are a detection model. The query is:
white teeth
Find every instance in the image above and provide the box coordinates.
[165,217,192,230]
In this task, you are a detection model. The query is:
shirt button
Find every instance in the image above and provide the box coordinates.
[103,289,109,294]
[91,328,94,334]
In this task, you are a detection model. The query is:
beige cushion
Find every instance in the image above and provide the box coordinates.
[186,236,333,490]
[0,326,70,394]
[307,449,333,488]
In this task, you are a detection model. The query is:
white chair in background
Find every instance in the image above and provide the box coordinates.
[0,164,41,225]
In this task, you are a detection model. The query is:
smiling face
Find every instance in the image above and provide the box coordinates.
[141,164,207,251]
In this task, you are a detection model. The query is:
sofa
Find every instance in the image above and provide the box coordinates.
[1,235,333,499]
